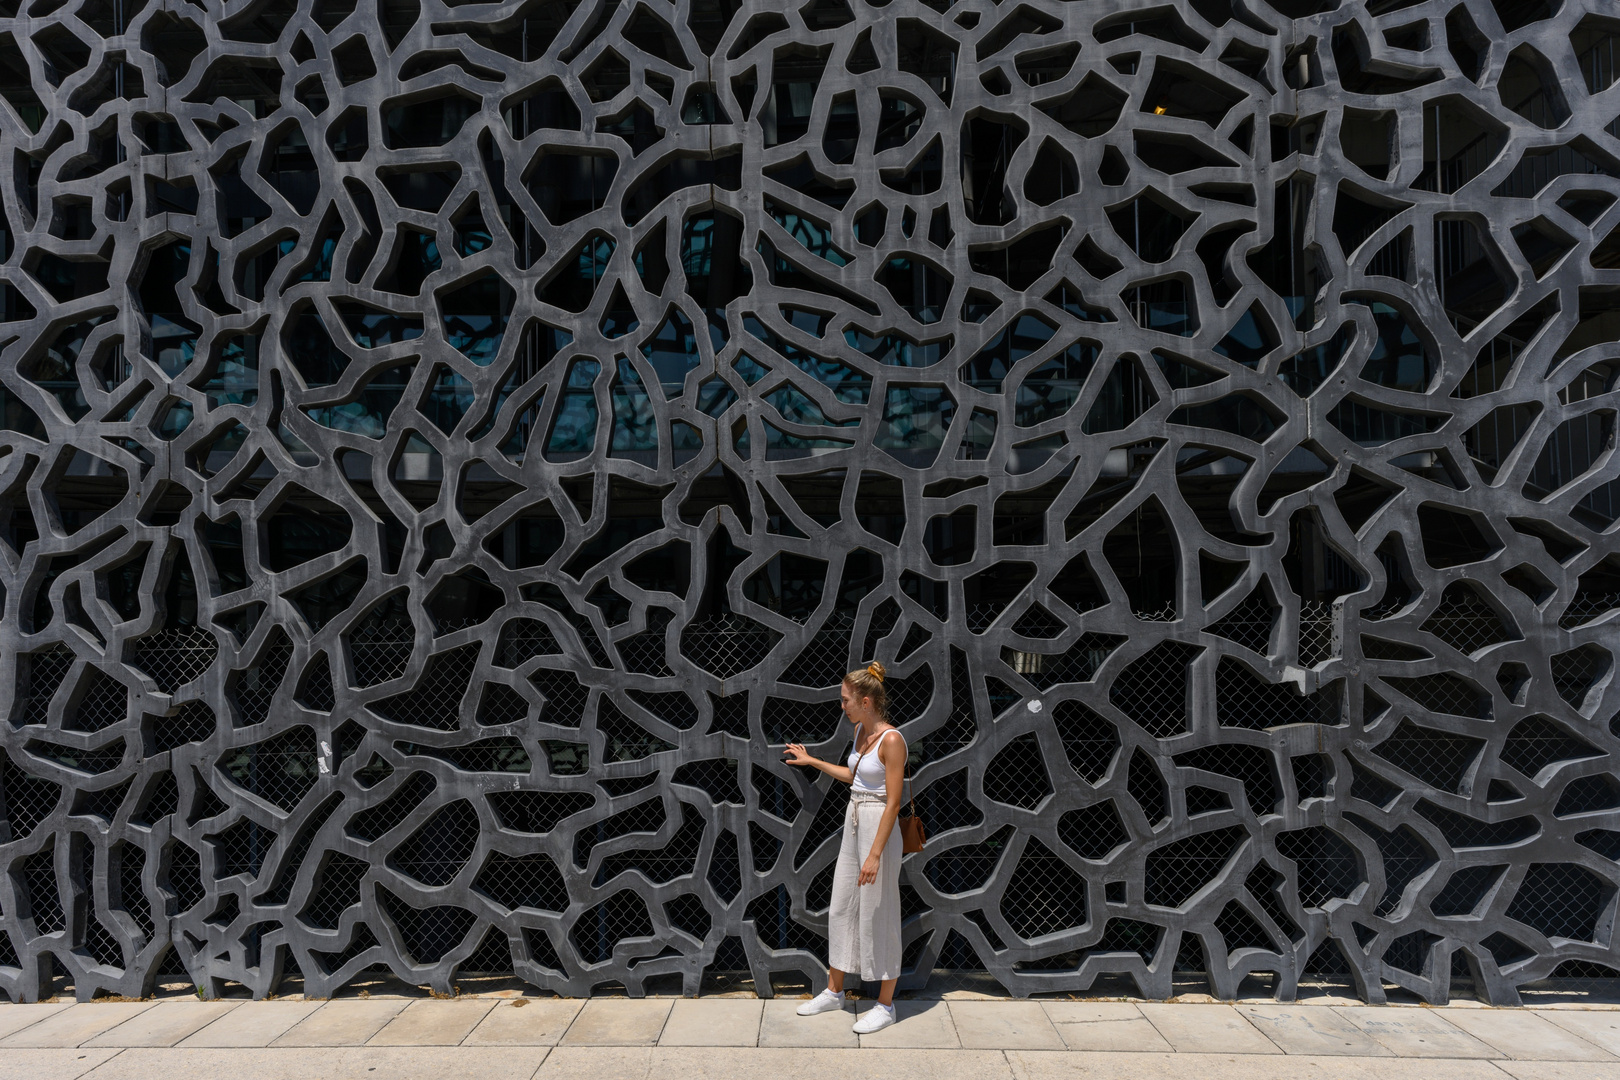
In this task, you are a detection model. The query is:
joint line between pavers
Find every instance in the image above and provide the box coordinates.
[75,1045,123,1078]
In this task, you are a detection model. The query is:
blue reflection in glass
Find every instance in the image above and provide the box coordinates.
[610,358,658,456]
[546,358,600,458]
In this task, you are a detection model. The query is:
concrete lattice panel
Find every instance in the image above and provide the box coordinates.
[0,0,1616,1004]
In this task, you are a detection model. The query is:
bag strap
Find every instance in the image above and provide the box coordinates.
[891,730,917,819]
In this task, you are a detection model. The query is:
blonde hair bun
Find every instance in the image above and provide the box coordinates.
[843,661,891,720]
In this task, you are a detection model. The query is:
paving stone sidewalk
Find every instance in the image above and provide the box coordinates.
[4,994,1620,1080]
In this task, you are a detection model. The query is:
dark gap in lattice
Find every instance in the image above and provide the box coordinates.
[371,644,479,730]
[1216,900,1277,953]
[312,920,381,975]
[1173,744,1278,817]
[912,767,983,834]
[1217,659,1342,729]
[1369,719,1485,794]
[1051,700,1120,784]
[627,688,698,730]
[1000,838,1088,941]
[1504,863,1611,943]
[1555,773,1620,817]
[1205,584,1278,654]
[144,700,217,754]
[217,725,320,812]
[398,736,532,774]
[1002,633,1125,691]
[666,893,712,940]
[522,927,566,975]
[1128,748,1171,826]
[231,631,293,727]
[488,790,596,833]
[473,850,567,912]
[570,888,655,965]
[708,829,742,903]
[599,698,677,761]
[744,884,827,961]
[1431,864,1506,917]
[595,801,705,886]
[573,795,666,870]
[301,851,370,930]
[260,795,343,905]
[1381,673,1493,720]
[1551,645,1610,710]
[461,925,515,975]
[983,732,1052,810]
[1383,929,1441,976]
[1420,582,1519,653]
[794,779,851,871]
[346,772,438,842]
[885,663,935,723]
[1110,641,1201,737]
[477,681,529,726]
[925,824,1014,896]
[671,758,744,805]
[380,886,478,965]
[530,668,589,727]
[1345,813,1436,917]
[1500,715,1601,779]
[1275,826,1364,910]
[67,668,131,733]
[1415,799,1538,849]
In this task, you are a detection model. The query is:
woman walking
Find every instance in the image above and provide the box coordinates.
[783,661,906,1033]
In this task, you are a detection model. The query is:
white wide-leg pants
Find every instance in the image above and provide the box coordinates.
[826,791,902,982]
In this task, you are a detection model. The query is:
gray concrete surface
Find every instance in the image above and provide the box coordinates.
[0,995,1617,1078]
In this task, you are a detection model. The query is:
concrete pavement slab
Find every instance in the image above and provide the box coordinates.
[1052,1016,1173,1052]
[949,1001,1065,1049]
[1493,1063,1620,1080]
[463,998,584,1045]
[1536,1010,1620,1056]
[368,998,496,1044]
[1005,1050,1508,1079]
[77,1046,548,1080]
[1042,1001,1171,1052]
[0,1003,74,1040]
[757,997,856,1047]
[1237,1003,1392,1056]
[856,998,960,1048]
[177,1000,322,1047]
[532,1046,652,1080]
[651,1047,1017,1079]
[83,1001,241,1047]
[0,1048,123,1080]
[1442,1009,1614,1061]
[1,1003,155,1047]
[1333,1006,1496,1058]
[658,997,762,1045]
[269,998,407,1046]
[559,998,672,1045]
[1138,1003,1282,1054]
[1043,1001,1146,1024]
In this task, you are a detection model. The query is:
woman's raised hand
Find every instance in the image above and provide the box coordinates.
[782,742,813,767]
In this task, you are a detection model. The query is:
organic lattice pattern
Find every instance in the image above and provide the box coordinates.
[0,0,1617,1006]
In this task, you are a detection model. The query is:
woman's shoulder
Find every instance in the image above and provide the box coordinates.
[878,725,906,752]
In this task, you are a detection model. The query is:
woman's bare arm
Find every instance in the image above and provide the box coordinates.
[783,742,853,784]
[859,731,906,886]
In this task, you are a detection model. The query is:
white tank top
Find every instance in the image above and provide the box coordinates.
[847,729,902,795]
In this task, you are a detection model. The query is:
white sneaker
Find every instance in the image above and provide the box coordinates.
[852,1003,896,1034]
[796,989,846,1016]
